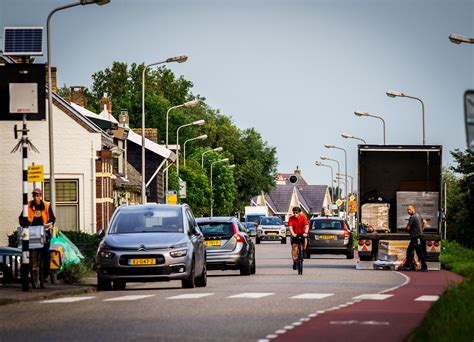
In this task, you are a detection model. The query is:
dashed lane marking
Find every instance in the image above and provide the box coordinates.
[103,295,155,301]
[41,296,95,303]
[352,294,393,300]
[228,292,274,299]
[414,295,439,302]
[167,293,214,299]
[290,293,334,299]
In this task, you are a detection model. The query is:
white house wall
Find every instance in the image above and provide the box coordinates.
[0,103,102,245]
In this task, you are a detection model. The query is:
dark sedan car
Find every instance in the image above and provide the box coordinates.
[243,222,257,237]
[96,204,207,290]
[196,217,256,275]
[306,216,354,259]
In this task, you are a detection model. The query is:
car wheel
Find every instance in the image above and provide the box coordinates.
[256,238,261,244]
[113,280,126,291]
[250,254,256,275]
[195,262,207,287]
[281,237,287,244]
[346,246,355,259]
[182,258,196,288]
[97,276,112,291]
[240,257,252,276]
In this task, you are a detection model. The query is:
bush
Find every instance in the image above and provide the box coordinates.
[60,231,100,267]
[62,261,90,284]
[8,230,18,248]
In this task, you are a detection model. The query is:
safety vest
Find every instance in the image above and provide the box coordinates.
[27,200,50,224]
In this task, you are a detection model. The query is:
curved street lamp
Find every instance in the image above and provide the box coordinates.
[183,134,208,166]
[337,173,354,194]
[354,111,386,145]
[449,33,474,44]
[341,133,367,144]
[141,55,188,203]
[202,147,223,167]
[315,161,334,203]
[320,155,341,196]
[386,90,426,145]
[324,144,348,219]
[176,119,205,177]
[47,0,110,212]
[210,158,229,216]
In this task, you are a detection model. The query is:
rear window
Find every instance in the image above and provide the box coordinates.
[259,217,282,225]
[197,222,235,238]
[109,207,183,234]
[311,219,343,230]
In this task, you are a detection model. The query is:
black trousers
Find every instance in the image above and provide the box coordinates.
[406,236,428,270]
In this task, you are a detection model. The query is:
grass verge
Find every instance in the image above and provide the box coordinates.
[409,240,474,341]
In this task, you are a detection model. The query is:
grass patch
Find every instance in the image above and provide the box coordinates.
[410,240,474,341]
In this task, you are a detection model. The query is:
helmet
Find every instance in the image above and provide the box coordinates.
[292,206,301,213]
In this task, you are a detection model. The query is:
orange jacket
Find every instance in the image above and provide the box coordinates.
[27,200,51,224]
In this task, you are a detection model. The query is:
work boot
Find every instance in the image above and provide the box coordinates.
[292,261,297,270]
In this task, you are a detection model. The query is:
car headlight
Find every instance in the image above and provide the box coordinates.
[281,229,286,234]
[99,251,115,259]
[170,249,188,257]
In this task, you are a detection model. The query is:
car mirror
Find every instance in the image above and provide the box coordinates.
[97,229,105,239]
[246,228,251,234]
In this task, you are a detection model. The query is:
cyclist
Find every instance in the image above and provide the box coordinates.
[288,206,309,270]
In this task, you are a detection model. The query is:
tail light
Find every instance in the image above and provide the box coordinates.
[434,241,440,247]
[427,241,433,247]
[358,240,365,246]
[233,234,245,243]
[365,240,371,246]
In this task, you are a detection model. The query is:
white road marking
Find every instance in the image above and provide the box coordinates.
[41,296,95,303]
[292,322,303,326]
[228,292,274,299]
[352,294,393,300]
[284,325,294,330]
[103,295,155,301]
[167,293,214,299]
[330,320,390,325]
[266,334,278,339]
[275,330,286,334]
[290,293,334,299]
[414,295,439,302]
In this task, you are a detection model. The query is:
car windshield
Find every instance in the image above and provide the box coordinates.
[109,207,184,234]
[259,217,282,225]
[311,219,343,230]
[197,222,234,238]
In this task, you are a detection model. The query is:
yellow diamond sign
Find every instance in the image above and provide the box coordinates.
[349,195,355,202]
[336,199,343,207]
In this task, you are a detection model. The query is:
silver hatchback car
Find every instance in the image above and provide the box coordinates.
[307,217,354,259]
[96,204,207,290]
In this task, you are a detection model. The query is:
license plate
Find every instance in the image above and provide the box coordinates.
[318,235,337,240]
[204,240,221,247]
[267,232,277,236]
[128,258,156,265]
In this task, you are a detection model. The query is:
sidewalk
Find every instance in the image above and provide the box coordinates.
[0,277,97,306]
[273,270,463,342]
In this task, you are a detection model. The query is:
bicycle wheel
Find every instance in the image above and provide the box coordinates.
[298,244,304,275]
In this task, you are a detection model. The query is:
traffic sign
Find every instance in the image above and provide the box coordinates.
[349,194,355,202]
[336,199,343,207]
[27,165,44,182]
[167,190,177,205]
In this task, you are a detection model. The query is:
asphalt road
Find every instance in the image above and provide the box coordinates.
[0,240,405,342]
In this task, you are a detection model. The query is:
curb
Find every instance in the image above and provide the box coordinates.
[0,285,97,306]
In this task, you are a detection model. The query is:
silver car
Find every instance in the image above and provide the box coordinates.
[307,217,354,259]
[96,204,207,290]
[256,216,287,244]
[196,217,256,276]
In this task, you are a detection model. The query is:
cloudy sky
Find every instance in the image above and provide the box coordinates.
[1,0,472,186]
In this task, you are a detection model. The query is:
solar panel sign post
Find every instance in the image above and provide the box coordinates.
[3,27,43,56]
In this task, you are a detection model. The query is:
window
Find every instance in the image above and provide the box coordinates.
[44,180,79,231]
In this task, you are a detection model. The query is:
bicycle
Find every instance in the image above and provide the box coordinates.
[294,234,305,275]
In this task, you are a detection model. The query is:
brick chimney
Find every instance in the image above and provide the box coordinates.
[100,93,112,114]
[294,165,301,176]
[133,128,158,143]
[118,110,129,127]
[45,65,57,93]
[70,86,87,107]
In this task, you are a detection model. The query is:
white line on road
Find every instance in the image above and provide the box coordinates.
[352,294,393,300]
[414,295,439,302]
[41,296,95,303]
[290,293,334,299]
[103,295,155,301]
[228,292,274,299]
[167,293,214,299]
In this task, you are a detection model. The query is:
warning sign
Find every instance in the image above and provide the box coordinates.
[167,191,177,205]
[27,165,44,182]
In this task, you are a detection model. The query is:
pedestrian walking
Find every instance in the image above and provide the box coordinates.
[400,204,428,272]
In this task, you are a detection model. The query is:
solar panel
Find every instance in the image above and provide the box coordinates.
[3,27,43,56]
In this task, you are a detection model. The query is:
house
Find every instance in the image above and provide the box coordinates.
[252,167,331,221]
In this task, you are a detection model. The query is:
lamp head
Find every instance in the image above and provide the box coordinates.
[341,133,352,139]
[229,164,236,169]
[221,158,229,163]
[324,144,335,149]
[81,0,110,4]
[449,33,466,44]
[184,99,200,108]
[354,110,368,117]
[386,89,404,98]
[197,134,208,140]
[192,119,205,126]
[166,55,188,63]
[213,147,224,152]
[315,161,322,166]
[320,156,329,160]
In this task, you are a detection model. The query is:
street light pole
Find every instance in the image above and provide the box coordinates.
[337,173,353,194]
[324,144,348,219]
[321,155,340,198]
[141,55,188,204]
[341,133,367,144]
[47,0,110,212]
[210,158,229,216]
[201,147,223,168]
[315,161,334,203]
[386,90,426,145]
[176,119,205,177]
[183,134,208,166]
[354,111,386,145]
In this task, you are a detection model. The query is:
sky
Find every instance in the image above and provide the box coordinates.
[1,0,473,187]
